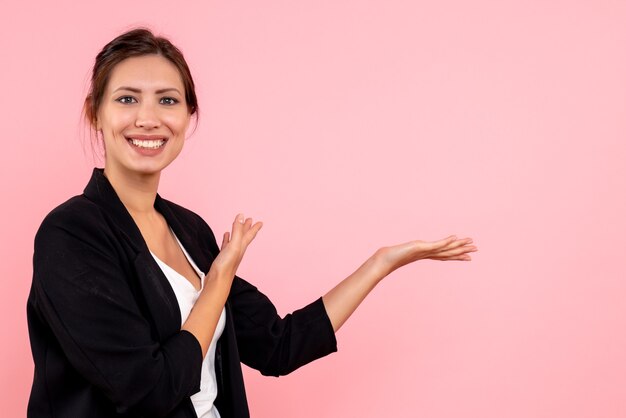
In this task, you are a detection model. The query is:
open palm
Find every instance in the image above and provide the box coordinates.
[376,235,477,276]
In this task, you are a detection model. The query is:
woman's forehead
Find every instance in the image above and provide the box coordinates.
[107,55,185,92]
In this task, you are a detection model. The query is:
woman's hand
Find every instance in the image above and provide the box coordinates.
[208,213,263,281]
[184,214,262,356]
[374,235,477,277]
[322,235,477,332]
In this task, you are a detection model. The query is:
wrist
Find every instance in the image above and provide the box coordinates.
[205,265,235,285]
[367,250,392,282]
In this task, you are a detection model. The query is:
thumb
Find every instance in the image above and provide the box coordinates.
[221,232,230,250]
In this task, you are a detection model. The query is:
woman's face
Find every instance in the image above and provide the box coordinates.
[96,54,191,178]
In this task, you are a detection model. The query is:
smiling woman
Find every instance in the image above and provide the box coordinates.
[95,54,191,177]
[26,28,477,418]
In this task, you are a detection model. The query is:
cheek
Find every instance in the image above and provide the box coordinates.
[163,112,191,134]
[99,109,135,136]
[113,112,136,130]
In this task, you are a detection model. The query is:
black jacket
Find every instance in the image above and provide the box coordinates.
[27,168,337,417]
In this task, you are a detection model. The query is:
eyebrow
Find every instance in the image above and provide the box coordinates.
[112,86,182,95]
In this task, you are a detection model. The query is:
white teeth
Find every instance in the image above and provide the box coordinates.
[129,138,165,149]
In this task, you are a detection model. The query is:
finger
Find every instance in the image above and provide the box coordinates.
[431,254,472,261]
[445,237,473,248]
[221,231,230,250]
[247,221,263,239]
[418,235,457,252]
[441,237,473,248]
[242,221,263,247]
[430,237,474,254]
[231,213,245,241]
[237,217,254,241]
[432,245,477,258]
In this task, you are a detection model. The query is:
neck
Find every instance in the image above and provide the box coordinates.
[103,164,161,216]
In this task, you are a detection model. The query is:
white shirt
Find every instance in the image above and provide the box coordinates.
[150,229,226,418]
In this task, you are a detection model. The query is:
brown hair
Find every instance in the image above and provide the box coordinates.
[84,27,198,129]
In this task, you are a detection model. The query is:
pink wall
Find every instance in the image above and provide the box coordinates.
[2,1,626,416]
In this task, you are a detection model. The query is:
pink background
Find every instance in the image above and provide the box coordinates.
[2,1,626,417]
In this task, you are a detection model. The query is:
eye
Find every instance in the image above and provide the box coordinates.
[116,96,137,104]
[160,97,179,105]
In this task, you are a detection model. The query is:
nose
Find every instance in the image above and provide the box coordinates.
[134,101,161,129]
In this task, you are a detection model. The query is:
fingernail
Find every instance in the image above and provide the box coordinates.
[238,214,245,223]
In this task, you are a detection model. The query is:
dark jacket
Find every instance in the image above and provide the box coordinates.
[27,168,337,417]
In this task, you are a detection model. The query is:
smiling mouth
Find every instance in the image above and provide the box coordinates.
[126,137,167,149]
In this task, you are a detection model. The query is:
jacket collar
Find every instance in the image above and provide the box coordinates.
[82,167,211,273]
[83,168,145,252]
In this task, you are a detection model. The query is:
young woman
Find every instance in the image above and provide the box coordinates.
[27,28,477,418]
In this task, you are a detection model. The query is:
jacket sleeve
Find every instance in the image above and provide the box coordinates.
[31,209,202,417]
[197,216,338,376]
[228,277,338,377]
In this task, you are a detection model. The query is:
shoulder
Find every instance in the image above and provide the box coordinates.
[37,195,103,233]
[32,195,128,293]
[34,195,116,254]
